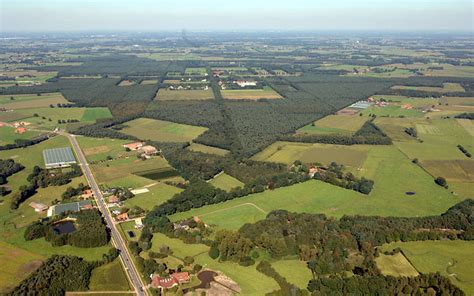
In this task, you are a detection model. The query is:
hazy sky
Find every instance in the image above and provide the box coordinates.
[1,0,473,32]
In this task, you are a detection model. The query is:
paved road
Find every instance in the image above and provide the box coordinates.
[64,133,148,296]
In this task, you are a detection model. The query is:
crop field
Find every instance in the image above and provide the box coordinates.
[91,156,173,188]
[252,141,370,168]
[120,117,208,142]
[389,63,474,78]
[186,142,230,156]
[221,86,282,100]
[0,241,44,294]
[209,172,244,191]
[373,117,422,142]
[297,114,367,134]
[149,233,279,295]
[0,70,57,85]
[89,259,131,291]
[0,126,41,146]
[391,83,465,93]
[420,159,474,183]
[457,119,474,136]
[172,156,462,230]
[0,110,30,122]
[380,241,474,295]
[375,253,419,277]
[0,92,69,109]
[155,89,214,101]
[124,183,183,211]
[76,136,132,162]
[80,107,112,121]
[271,260,313,289]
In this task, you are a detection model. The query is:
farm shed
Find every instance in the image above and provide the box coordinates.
[43,147,77,169]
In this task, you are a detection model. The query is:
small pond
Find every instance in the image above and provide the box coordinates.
[52,221,76,235]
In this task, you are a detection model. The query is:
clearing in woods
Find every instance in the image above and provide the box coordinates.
[375,252,419,277]
[209,172,245,191]
[221,86,282,100]
[391,83,465,93]
[120,117,208,142]
[297,114,367,135]
[154,89,214,101]
[186,142,230,156]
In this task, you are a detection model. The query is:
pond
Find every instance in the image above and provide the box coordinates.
[52,221,76,235]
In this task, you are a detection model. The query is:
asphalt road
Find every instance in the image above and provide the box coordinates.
[65,133,148,296]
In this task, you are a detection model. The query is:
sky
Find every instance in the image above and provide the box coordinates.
[1,0,473,32]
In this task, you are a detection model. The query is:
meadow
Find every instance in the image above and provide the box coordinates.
[76,136,132,162]
[186,142,230,156]
[391,83,465,93]
[209,172,244,191]
[155,89,214,101]
[375,252,419,277]
[0,126,41,146]
[88,259,131,291]
[221,86,282,100]
[124,182,183,211]
[185,67,207,75]
[0,92,69,109]
[120,117,208,142]
[271,259,313,289]
[380,240,474,295]
[297,114,367,135]
[252,141,371,168]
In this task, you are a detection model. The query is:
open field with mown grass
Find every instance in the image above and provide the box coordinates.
[120,118,208,142]
[380,240,474,295]
[187,142,230,156]
[391,83,465,93]
[0,241,44,294]
[222,86,282,100]
[89,259,131,291]
[124,182,183,211]
[252,141,370,168]
[271,259,313,289]
[149,233,279,295]
[440,96,474,106]
[209,172,244,191]
[172,160,462,230]
[0,126,41,146]
[0,92,69,109]
[297,114,367,135]
[375,252,419,277]
[155,89,214,101]
[76,136,132,162]
[91,156,173,188]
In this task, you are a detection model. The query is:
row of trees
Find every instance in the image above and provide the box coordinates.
[0,159,24,186]
[314,162,374,194]
[0,134,51,151]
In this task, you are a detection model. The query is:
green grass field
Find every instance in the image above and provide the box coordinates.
[89,259,131,291]
[375,252,419,277]
[76,136,132,162]
[155,89,214,101]
[0,92,69,109]
[187,142,230,156]
[174,145,463,230]
[81,107,112,121]
[297,115,367,135]
[0,126,41,146]
[0,241,44,294]
[124,183,183,211]
[120,118,208,142]
[252,141,370,168]
[209,173,244,191]
[222,86,282,100]
[271,259,313,289]
[149,233,279,295]
[185,67,207,75]
[380,241,474,295]
[391,83,465,93]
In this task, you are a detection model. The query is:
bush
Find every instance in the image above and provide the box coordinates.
[435,177,448,188]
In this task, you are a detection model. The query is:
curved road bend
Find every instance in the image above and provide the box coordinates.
[64,132,148,296]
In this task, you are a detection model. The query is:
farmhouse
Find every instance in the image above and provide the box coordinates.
[81,189,94,199]
[15,127,26,134]
[123,142,143,151]
[47,200,91,217]
[108,195,120,204]
[43,147,77,169]
[140,145,158,156]
[29,202,48,212]
[151,272,190,289]
[116,212,129,221]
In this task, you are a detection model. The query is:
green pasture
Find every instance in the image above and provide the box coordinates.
[76,136,132,162]
[0,126,41,146]
[89,259,131,291]
[124,183,183,211]
[187,142,230,156]
[375,252,419,277]
[120,118,208,142]
[380,241,474,295]
[209,173,244,191]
